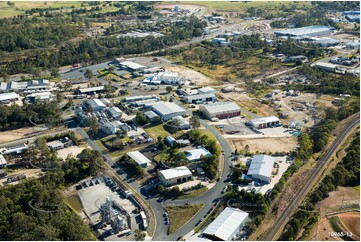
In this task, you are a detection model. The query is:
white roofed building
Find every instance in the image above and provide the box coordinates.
[185,147,211,161]
[152,102,186,121]
[100,120,131,135]
[0,155,7,168]
[172,116,190,130]
[127,151,151,168]
[199,102,241,120]
[247,155,275,183]
[0,92,19,103]
[85,99,106,112]
[119,61,145,72]
[202,207,249,241]
[77,86,105,95]
[180,87,217,104]
[248,116,280,129]
[159,166,192,186]
[107,107,122,120]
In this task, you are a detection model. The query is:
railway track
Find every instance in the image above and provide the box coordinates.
[262,114,360,241]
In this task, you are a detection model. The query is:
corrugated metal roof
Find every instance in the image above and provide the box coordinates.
[127,151,151,166]
[87,99,106,110]
[203,207,249,241]
[108,107,122,116]
[152,102,186,116]
[275,25,332,36]
[120,61,145,70]
[247,155,275,179]
[0,92,19,102]
[185,147,211,161]
[79,86,104,93]
[200,102,240,115]
[159,166,192,180]
[250,116,279,125]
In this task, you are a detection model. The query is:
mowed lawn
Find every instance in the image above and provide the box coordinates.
[145,123,171,139]
[167,203,204,234]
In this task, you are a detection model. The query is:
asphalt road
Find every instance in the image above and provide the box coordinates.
[262,114,360,241]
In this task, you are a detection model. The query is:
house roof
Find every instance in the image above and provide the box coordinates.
[200,102,241,115]
[203,207,249,241]
[185,147,211,161]
[159,166,192,180]
[127,151,151,166]
[152,102,186,116]
[247,155,275,179]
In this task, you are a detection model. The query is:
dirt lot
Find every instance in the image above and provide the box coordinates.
[308,187,360,241]
[0,169,44,186]
[0,127,47,143]
[338,212,360,238]
[223,91,334,128]
[57,145,90,160]
[155,3,204,11]
[165,66,215,86]
[230,137,297,153]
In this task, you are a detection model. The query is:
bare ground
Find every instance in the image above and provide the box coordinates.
[230,137,297,153]
[165,66,216,85]
[338,212,360,238]
[0,127,40,143]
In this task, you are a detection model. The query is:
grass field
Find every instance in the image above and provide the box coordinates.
[167,203,204,234]
[175,187,209,200]
[0,2,119,18]
[145,123,171,139]
[181,1,311,13]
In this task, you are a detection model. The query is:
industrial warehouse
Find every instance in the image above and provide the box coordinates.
[158,166,192,186]
[127,151,151,168]
[247,155,276,183]
[248,116,280,129]
[202,207,249,241]
[199,102,241,120]
[274,25,334,38]
[151,102,187,121]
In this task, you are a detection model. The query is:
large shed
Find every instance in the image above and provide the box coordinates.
[199,102,241,120]
[247,155,275,183]
[127,151,151,168]
[248,116,280,129]
[158,166,192,186]
[202,207,249,241]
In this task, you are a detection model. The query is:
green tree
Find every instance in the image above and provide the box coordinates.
[84,69,93,81]
[88,116,99,136]
[190,115,200,129]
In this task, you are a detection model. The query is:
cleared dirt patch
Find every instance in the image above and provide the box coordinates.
[308,187,360,241]
[0,169,44,186]
[166,66,215,86]
[338,212,360,239]
[230,137,298,153]
[0,127,41,143]
[57,145,89,160]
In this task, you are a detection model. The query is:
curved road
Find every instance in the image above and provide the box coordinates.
[262,114,360,241]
